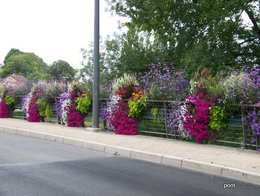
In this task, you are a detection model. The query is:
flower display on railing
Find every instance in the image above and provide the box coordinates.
[105,74,143,135]
[57,92,70,125]
[22,92,33,118]
[0,64,259,150]
[22,81,66,122]
[0,85,16,118]
[0,98,10,118]
[166,103,189,138]
[57,82,91,127]
[182,92,215,143]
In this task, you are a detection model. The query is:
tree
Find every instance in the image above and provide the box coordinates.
[49,60,76,82]
[107,0,260,73]
[80,28,171,81]
[3,48,23,65]
[1,49,50,81]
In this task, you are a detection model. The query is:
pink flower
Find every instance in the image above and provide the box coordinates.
[67,104,84,127]
[183,93,215,143]
[0,99,11,118]
[108,100,138,135]
[27,98,40,122]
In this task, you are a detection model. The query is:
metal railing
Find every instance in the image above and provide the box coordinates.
[11,98,260,150]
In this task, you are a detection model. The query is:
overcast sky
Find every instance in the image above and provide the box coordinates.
[0,0,123,68]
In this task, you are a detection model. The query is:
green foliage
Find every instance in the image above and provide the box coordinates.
[5,95,15,106]
[36,98,53,118]
[36,98,48,117]
[107,0,260,73]
[44,103,53,119]
[75,95,91,114]
[209,105,227,134]
[128,94,147,119]
[49,60,76,82]
[1,49,50,81]
[3,48,22,65]
[189,68,225,100]
[204,76,225,100]
[80,28,170,81]
[150,107,159,122]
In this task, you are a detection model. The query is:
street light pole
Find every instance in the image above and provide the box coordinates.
[93,0,100,128]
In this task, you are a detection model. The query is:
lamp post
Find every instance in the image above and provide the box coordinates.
[92,0,100,128]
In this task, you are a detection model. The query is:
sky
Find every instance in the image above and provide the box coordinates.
[0,0,123,68]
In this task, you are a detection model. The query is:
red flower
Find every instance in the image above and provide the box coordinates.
[108,100,138,135]
[67,104,84,127]
[27,98,40,122]
[0,99,10,118]
[184,93,215,143]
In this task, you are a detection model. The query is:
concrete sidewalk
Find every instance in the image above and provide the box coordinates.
[0,118,260,185]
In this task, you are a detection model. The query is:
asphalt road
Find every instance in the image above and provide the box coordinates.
[0,132,259,196]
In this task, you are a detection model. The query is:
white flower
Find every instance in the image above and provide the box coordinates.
[22,92,33,118]
[61,98,71,125]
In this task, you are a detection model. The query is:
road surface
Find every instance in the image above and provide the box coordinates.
[0,132,259,196]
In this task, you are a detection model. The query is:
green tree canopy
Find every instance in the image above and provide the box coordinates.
[80,28,170,81]
[49,60,76,82]
[107,0,260,73]
[1,49,50,81]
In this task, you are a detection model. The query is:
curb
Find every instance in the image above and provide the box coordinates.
[1,126,260,185]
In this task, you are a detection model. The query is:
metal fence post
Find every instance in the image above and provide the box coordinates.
[163,102,168,138]
[241,106,246,149]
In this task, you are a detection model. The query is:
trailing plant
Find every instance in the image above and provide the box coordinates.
[27,98,40,122]
[45,103,53,119]
[22,93,33,118]
[56,92,70,124]
[37,98,48,117]
[167,103,190,137]
[108,100,138,135]
[247,109,260,150]
[75,92,91,114]
[0,99,10,118]
[183,92,215,143]
[128,92,147,119]
[209,105,227,135]
[5,95,15,106]
[36,98,53,119]
[67,104,84,127]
